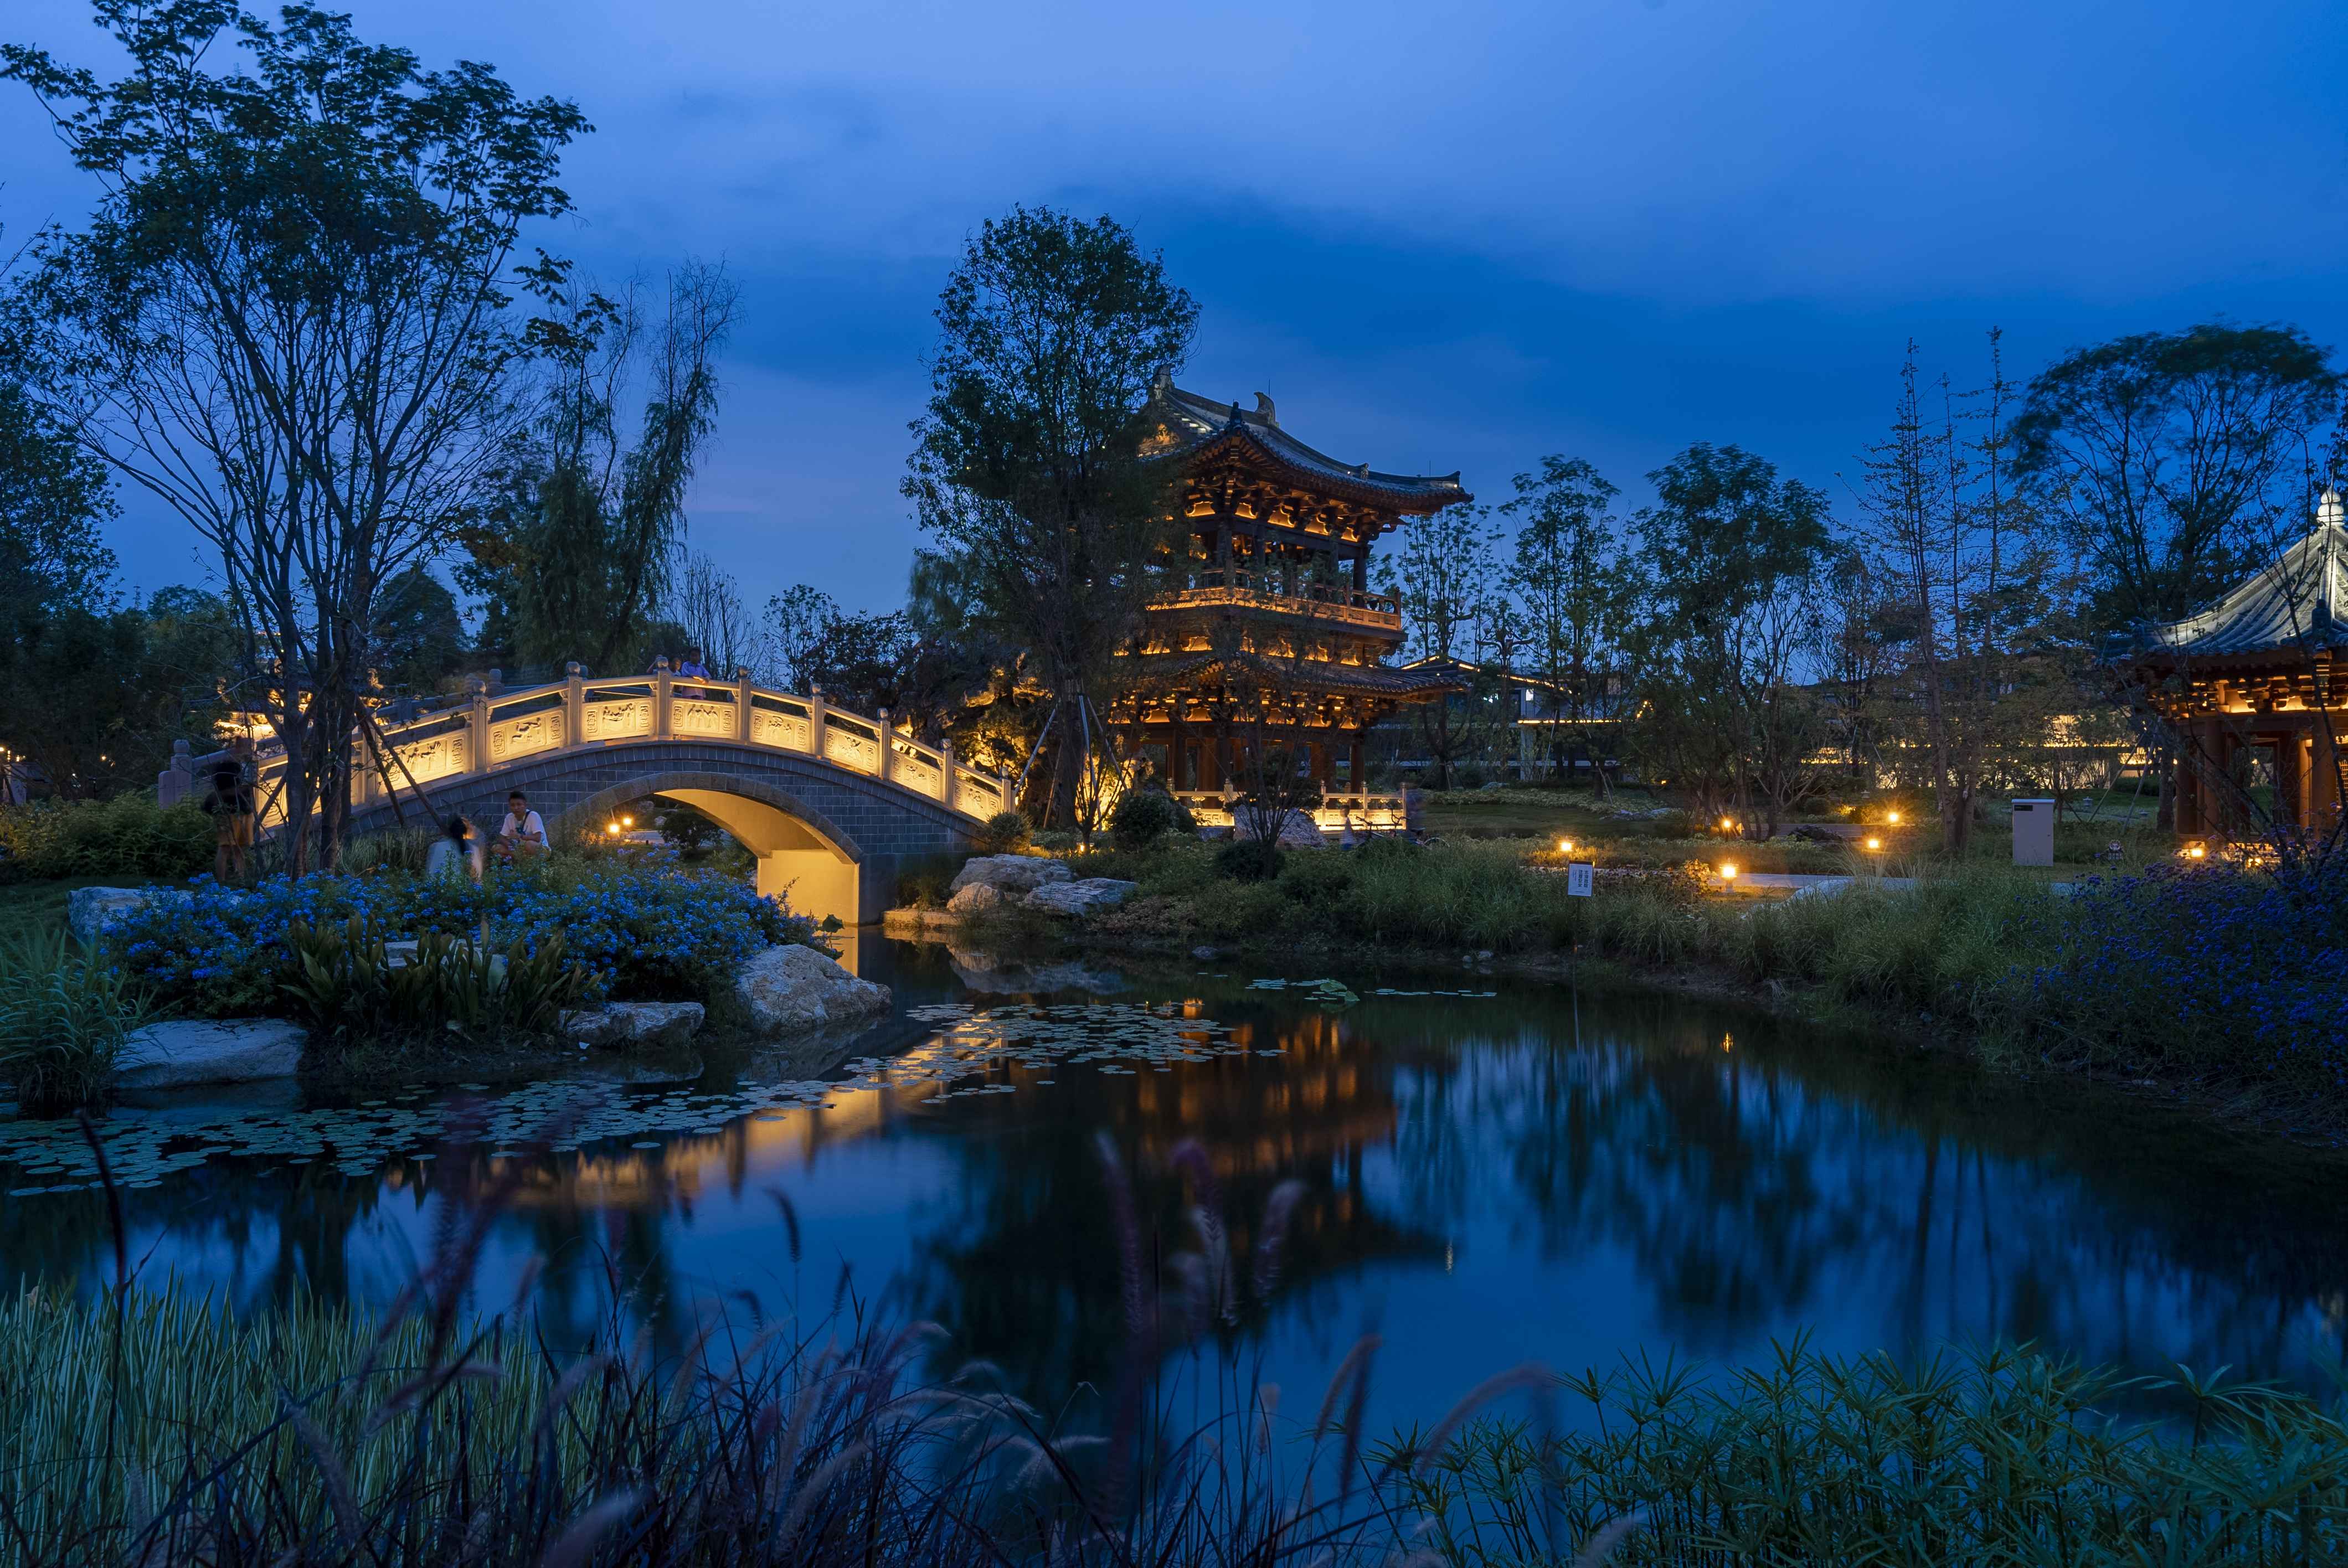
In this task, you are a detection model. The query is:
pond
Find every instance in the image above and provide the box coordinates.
[4,941,2345,1428]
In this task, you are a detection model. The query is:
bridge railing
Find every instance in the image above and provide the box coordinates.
[172,664,1010,827]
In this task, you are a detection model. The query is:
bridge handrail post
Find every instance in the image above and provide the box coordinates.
[652,657,673,740]
[876,709,894,783]
[563,662,585,752]
[467,678,488,776]
[806,684,827,760]
[734,667,753,741]
[940,738,956,812]
[158,739,194,807]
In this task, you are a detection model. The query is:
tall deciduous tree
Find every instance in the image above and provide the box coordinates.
[1628,444,1835,835]
[4,2,585,867]
[1379,503,1501,786]
[461,261,739,674]
[2011,322,2338,826]
[1501,456,1635,788]
[903,207,1197,828]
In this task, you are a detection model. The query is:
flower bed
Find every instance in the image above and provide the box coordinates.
[106,862,814,1017]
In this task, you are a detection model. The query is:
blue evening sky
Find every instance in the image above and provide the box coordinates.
[7,0,2346,615]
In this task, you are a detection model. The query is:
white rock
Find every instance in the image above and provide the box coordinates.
[1024,878,1138,917]
[116,1019,306,1089]
[1229,810,1327,848]
[946,855,1072,895]
[735,944,890,1034]
[946,881,1003,915]
[69,886,190,945]
[563,1000,705,1049]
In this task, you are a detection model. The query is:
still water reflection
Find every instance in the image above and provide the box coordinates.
[4,943,2345,1423]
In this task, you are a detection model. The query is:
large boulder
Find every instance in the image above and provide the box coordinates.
[116,1019,306,1089]
[736,944,890,1034]
[1025,878,1138,917]
[69,886,190,945]
[947,855,1072,896]
[563,1000,705,1049]
[945,880,1003,916]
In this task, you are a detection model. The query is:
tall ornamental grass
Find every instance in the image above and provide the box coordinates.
[0,929,153,1113]
[1404,1339,2348,1566]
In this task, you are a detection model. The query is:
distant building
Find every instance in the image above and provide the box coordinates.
[1108,380,1468,799]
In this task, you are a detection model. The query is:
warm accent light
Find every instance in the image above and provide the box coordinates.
[1865,836,1882,852]
[1719,863,1738,883]
[622,813,634,827]
[2184,842,2207,860]
[606,821,622,836]
[1558,837,1575,854]
[1887,809,1902,824]
[1718,816,1734,832]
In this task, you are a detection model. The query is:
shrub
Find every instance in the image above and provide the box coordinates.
[1647,808,1698,840]
[1109,786,1180,850]
[0,929,153,1113]
[1214,838,1283,883]
[0,797,213,883]
[969,811,1031,855]
[105,860,817,1016]
[1032,829,1078,852]
[337,825,434,876]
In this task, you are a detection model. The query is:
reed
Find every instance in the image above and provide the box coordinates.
[0,927,152,1113]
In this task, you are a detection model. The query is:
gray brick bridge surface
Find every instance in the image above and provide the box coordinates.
[344,739,974,916]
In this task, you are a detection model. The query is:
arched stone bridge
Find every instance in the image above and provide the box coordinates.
[171,671,1006,926]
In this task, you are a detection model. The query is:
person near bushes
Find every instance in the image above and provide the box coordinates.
[495,791,548,863]
[426,815,483,883]
[199,762,255,883]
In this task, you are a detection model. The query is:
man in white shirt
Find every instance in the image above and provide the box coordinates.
[496,789,549,862]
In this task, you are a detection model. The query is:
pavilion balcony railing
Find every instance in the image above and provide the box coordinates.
[163,662,1010,831]
[1153,571,1402,631]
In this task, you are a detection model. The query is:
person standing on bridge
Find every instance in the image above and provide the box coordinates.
[199,762,255,883]
[496,790,549,863]
[676,646,713,698]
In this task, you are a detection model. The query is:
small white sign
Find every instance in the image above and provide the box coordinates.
[1567,862,1595,898]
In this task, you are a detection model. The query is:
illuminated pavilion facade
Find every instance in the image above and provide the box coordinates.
[2113,492,2348,839]
[1110,380,1469,810]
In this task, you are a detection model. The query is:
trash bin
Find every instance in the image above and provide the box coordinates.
[2012,798,2055,866]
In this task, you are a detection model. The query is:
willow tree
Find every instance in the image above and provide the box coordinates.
[4,2,584,868]
[903,207,1197,828]
[460,261,739,673]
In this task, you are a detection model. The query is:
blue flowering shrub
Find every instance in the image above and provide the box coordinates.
[106,862,815,1018]
[2009,863,2348,1093]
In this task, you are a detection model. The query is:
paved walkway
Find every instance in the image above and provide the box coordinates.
[1723,873,1916,898]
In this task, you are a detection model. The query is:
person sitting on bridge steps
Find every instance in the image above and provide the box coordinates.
[199,762,255,883]
[496,790,549,863]
[426,815,483,883]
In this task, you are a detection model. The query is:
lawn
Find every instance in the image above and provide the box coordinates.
[0,877,123,943]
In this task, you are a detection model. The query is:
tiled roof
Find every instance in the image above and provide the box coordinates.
[2123,520,2348,659]
[1150,381,1471,513]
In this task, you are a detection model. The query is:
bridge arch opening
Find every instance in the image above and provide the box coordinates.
[563,775,869,927]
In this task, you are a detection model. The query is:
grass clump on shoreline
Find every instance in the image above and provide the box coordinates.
[1075,838,2348,1113]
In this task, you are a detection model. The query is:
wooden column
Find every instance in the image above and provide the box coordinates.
[1168,705,1187,791]
[2276,726,2307,829]
[1348,736,1365,796]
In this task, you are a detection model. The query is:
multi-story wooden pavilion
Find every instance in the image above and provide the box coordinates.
[2113,492,2348,839]
[1110,380,1469,816]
